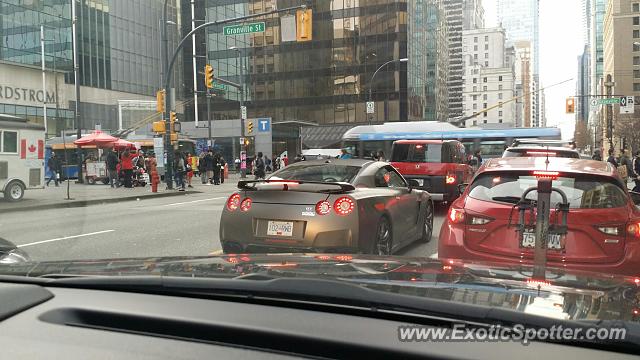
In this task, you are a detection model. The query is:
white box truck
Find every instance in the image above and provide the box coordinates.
[0,116,45,201]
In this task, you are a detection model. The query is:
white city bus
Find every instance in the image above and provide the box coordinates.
[0,115,45,201]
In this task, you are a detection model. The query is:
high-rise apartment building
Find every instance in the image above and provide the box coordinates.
[589,0,606,147]
[461,27,516,127]
[444,0,484,121]
[576,45,591,123]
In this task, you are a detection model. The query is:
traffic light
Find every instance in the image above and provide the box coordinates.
[205,64,214,89]
[152,121,166,133]
[247,120,254,134]
[296,9,312,42]
[156,89,165,113]
[566,97,575,114]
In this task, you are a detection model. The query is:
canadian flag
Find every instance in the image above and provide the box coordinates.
[21,139,44,160]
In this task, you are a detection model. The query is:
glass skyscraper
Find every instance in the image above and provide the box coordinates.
[194,0,446,127]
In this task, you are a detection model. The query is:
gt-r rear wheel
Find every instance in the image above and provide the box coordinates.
[373,216,393,255]
[419,201,434,243]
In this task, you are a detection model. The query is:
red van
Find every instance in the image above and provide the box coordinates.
[390,140,474,202]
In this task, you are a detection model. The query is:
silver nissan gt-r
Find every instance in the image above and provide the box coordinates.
[219,159,434,255]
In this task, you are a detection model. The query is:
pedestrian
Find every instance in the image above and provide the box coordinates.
[185,152,194,188]
[254,152,266,180]
[135,150,145,170]
[621,149,635,186]
[339,149,352,159]
[105,149,119,188]
[607,148,619,168]
[46,153,60,187]
[234,157,241,172]
[174,151,186,191]
[272,156,279,171]
[199,152,207,184]
[219,156,226,184]
[592,149,602,161]
[120,149,135,188]
[282,154,289,168]
[212,153,221,185]
[265,156,272,172]
[205,150,215,185]
[190,153,199,177]
[633,151,640,192]
[376,150,386,162]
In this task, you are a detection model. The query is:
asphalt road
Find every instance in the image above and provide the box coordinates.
[0,185,445,262]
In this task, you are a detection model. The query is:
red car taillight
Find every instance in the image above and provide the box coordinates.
[448,207,465,224]
[316,200,331,215]
[446,174,456,184]
[240,197,252,212]
[334,196,355,216]
[226,193,241,211]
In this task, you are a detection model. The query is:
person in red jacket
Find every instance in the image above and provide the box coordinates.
[120,149,135,188]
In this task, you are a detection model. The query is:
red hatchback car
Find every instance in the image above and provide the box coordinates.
[439,157,640,277]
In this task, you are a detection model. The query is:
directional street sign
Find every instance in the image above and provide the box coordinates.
[223,22,265,36]
[621,96,635,114]
[366,101,375,114]
[599,98,620,105]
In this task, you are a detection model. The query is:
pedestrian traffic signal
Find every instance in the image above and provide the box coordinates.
[566,97,575,114]
[296,9,312,42]
[156,89,165,113]
[247,121,254,134]
[170,133,178,144]
[152,121,166,133]
[205,64,214,89]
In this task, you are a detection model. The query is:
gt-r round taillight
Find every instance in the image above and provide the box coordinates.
[226,193,241,211]
[334,197,355,216]
[240,197,252,212]
[316,200,331,215]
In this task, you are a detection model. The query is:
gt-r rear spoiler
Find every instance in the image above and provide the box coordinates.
[237,180,356,193]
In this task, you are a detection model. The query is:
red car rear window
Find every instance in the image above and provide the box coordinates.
[468,172,628,209]
[391,143,443,163]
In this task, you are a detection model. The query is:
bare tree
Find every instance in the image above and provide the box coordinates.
[573,121,592,151]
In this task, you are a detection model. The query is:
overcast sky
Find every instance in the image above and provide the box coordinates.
[484,0,582,138]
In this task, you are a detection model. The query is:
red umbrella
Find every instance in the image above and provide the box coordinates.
[109,138,137,150]
[73,131,118,147]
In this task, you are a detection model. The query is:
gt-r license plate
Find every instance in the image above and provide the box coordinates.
[521,231,563,250]
[267,221,294,237]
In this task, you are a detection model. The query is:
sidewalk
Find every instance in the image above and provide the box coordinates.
[0,173,244,213]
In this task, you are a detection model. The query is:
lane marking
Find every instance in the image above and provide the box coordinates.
[162,196,228,207]
[18,230,116,248]
[209,250,224,255]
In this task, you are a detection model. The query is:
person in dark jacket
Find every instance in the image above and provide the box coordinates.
[212,153,221,185]
[105,149,120,188]
[592,149,602,161]
[254,152,266,179]
[204,150,215,184]
[46,153,61,187]
[607,149,619,168]
[633,151,640,192]
[219,156,226,184]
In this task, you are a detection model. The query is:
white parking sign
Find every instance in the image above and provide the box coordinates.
[621,96,635,114]
[366,101,375,114]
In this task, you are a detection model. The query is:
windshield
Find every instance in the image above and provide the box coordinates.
[469,172,628,209]
[391,144,443,163]
[270,164,361,183]
[1,0,639,346]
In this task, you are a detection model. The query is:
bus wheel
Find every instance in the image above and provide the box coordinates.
[4,181,25,202]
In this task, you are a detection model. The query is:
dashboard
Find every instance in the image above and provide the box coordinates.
[0,282,636,359]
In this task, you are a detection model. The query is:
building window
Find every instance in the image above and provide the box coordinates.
[498,93,503,99]
[485,61,489,66]
[474,54,478,59]
[634,3,640,12]
[635,70,640,78]
[635,56,640,65]
[499,119,503,123]
[483,119,488,123]
[499,102,503,108]
[473,103,478,109]
[634,83,640,91]
[483,94,488,100]
[485,53,489,59]
[483,77,488,83]
[484,35,489,41]
[483,112,488,117]
[473,86,477,92]
[474,36,478,43]
[474,45,478,51]
[473,78,477,83]
[499,111,503,116]
[473,120,477,126]
[485,44,489,50]
[499,76,503,81]
[1,130,18,154]
[473,95,478,100]
[483,86,487,91]
[634,16,640,25]
[634,43,640,52]
[499,84,503,90]
[635,30,640,38]
[483,103,488,108]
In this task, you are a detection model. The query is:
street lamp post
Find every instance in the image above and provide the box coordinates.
[229,46,246,178]
[367,58,407,125]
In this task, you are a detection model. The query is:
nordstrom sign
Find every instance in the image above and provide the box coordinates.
[0,85,57,104]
